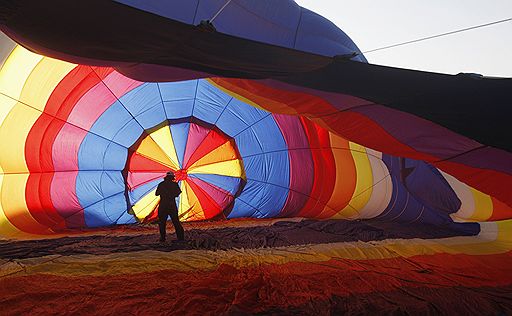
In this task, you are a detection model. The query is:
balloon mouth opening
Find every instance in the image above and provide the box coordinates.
[174,169,188,181]
[124,118,246,222]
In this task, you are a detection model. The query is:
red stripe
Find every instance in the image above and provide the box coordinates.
[297,117,337,217]
[489,196,512,221]
[25,174,66,231]
[188,176,234,212]
[127,152,174,173]
[185,128,229,169]
[25,66,115,231]
[185,178,222,219]
[24,114,65,230]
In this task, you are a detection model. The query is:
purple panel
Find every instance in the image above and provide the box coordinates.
[403,159,461,214]
[447,146,512,175]
[354,105,482,159]
[258,79,482,160]
[116,63,211,83]
[377,155,479,237]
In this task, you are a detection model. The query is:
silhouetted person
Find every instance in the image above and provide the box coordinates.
[155,172,183,242]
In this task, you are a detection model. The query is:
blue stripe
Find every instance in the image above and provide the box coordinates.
[169,122,190,168]
[78,133,128,170]
[84,192,127,227]
[192,80,232,124]
[129,178,161,205]
[189,173,242,196]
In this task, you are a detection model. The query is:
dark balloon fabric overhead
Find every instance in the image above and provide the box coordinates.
[0,0,510,239]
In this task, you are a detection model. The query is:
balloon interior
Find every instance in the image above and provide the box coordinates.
[0,1,511,314]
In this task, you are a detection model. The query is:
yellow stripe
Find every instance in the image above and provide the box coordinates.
[0,46,43,104]
[188,140,238,169]
[188,159,244,178]
[131,189,159,220]
[0,106,51,231]
[148,126,180,169]
[497,220,512,243]
[0,47,42,169]
[180,181,204,221]
[206,79,270,112]
[468,187,493,221]
[1,174,52,234]
[178,181,191,218]
[0,170,23,238]
[334,142,373,219]
[18,57,76,111]
[136,134,175,169]
[0,58,75,173]
[0,47,75,235]
[0,103,42,172]
[358,148,392,218]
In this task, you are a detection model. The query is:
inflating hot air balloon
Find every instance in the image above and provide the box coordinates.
[0,0,511,314]
[2,44,501,237]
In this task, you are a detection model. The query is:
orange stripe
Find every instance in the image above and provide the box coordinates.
[319,134,357,218]
[489,196,512,221]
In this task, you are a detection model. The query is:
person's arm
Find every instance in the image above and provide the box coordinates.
[173,183,182,197]
[155,183,161,196]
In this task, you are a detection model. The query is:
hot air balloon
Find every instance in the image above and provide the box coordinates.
[1,0,510,209]
[0,1,511,315]
[1,46,481,236]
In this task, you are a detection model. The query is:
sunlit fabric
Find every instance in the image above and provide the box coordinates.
[115,0,367,62]
[3,45,509,238]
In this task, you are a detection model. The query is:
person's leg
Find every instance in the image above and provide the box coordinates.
[170,210,184,241]
[157,207,168,241]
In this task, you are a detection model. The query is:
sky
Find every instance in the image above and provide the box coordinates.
[295,0,512,77]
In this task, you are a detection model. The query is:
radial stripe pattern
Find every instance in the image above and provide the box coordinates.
[126,121,245,221]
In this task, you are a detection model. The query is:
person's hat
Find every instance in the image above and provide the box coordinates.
[165,171,175,177]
